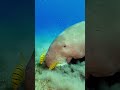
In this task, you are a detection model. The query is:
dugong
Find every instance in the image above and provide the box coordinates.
[86,0,120,78]
[25,50,34,90]
[45,21,85,68]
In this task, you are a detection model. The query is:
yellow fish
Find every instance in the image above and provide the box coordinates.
[11,51,26,90]
[49,61,59,70]
[40,49,46,64]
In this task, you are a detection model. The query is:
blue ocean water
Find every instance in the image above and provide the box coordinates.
[35,0,85,60]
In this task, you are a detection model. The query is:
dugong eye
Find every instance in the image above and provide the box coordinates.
[64,45,66,47]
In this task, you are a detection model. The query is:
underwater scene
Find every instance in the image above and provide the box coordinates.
[0,32,34,90]
[0,0,34,89]
[35,0,85,90]
[0,23,34,90]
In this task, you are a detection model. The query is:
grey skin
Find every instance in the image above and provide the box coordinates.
[86,0,120,77]
[45,21,85,68]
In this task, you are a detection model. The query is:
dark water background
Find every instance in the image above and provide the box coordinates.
[0,0,34,89]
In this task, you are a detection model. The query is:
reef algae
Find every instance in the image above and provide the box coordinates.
[35,60,85,90]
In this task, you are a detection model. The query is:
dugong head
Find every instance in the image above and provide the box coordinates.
[45,21,85,68]
[45,35,71,68]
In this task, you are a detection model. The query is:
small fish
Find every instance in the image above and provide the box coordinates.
[49,61,59,70]
[40,49,46,64]
[11,51,26,90]
[12,64,25,90]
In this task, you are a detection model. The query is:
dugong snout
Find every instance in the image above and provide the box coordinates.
[45,51,67,68]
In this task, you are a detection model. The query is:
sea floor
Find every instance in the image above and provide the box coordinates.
[35,59,85,90]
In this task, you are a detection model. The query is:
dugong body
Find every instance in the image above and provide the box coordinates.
[45,21,85,67]
[25,51,34,90]
[86,0,120,78]
[86,31,120,77]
